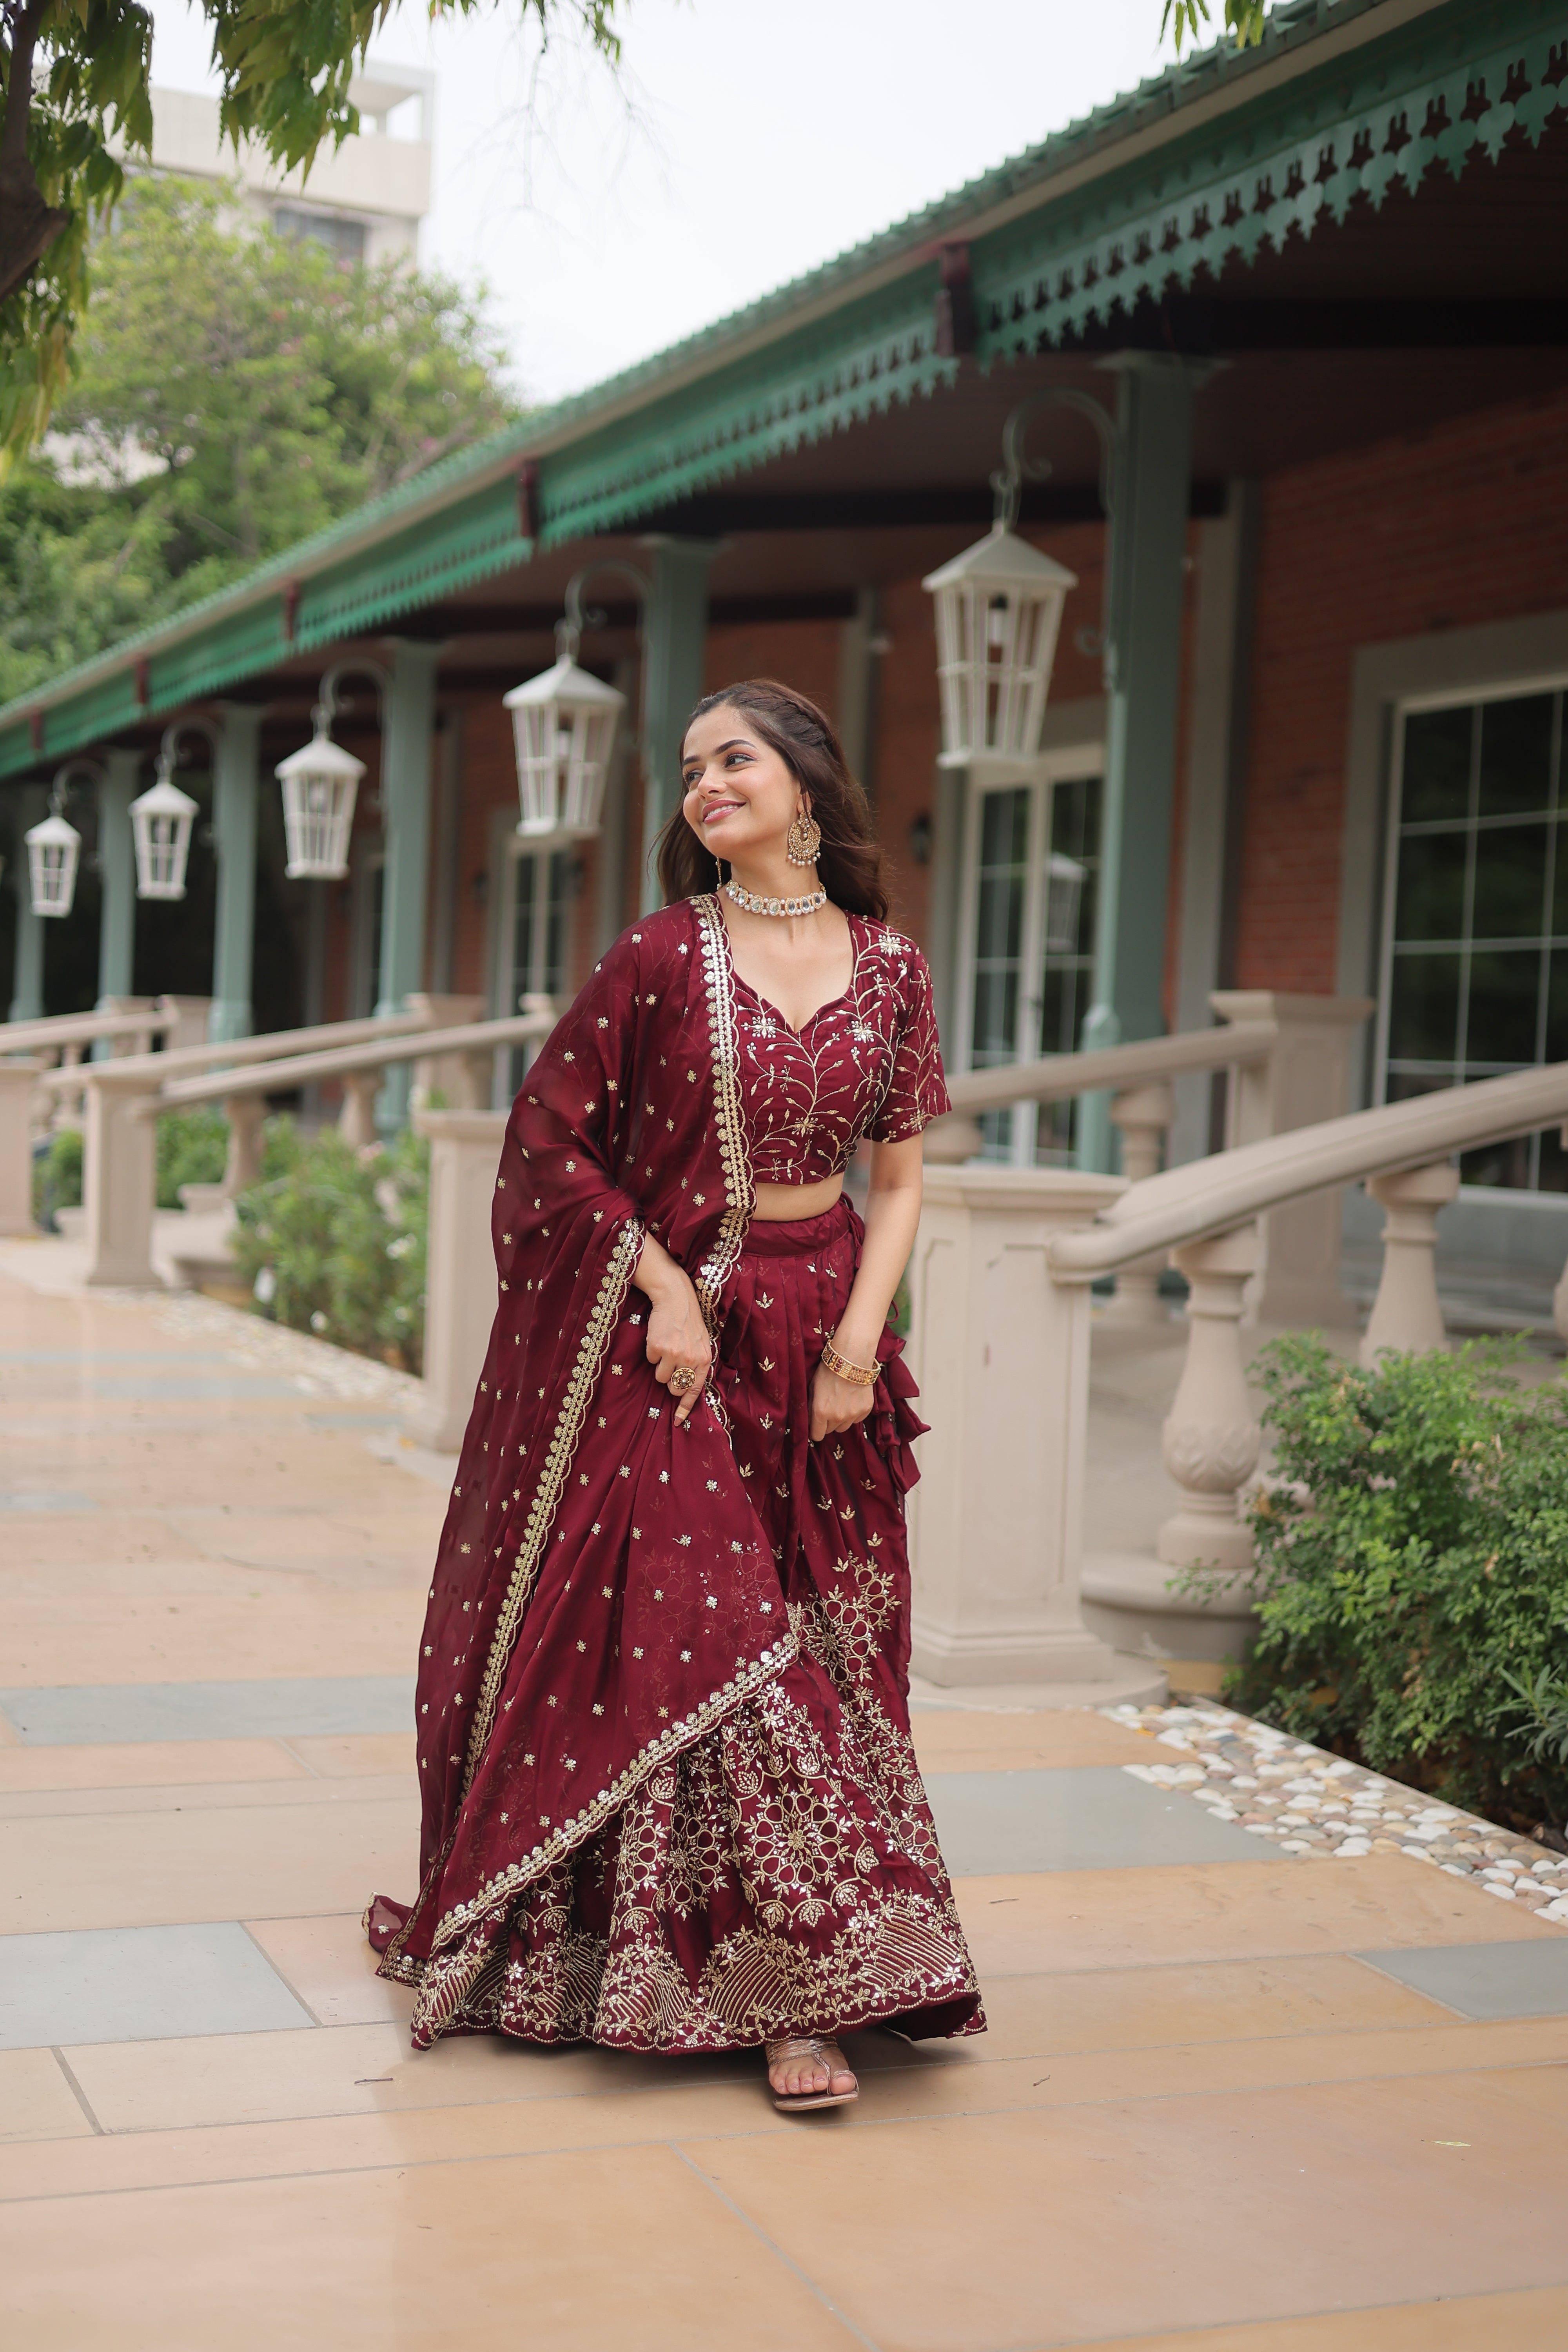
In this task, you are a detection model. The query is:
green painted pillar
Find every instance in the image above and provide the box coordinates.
[1077,356,1197,1172]
[96,751,140,1007]
[638,539,718,914]
[210,705,261,1045]
[375,640,440,1129]
[9,786,47,1022]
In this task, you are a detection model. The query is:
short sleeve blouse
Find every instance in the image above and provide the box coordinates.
[728,913,950,1185]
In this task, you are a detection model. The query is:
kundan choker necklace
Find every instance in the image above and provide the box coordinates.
[723,878,828,919]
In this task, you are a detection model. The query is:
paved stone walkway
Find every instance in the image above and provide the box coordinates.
[3,1263,1568,2349]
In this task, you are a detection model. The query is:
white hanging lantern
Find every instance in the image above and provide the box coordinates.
[130,768,200,900]
[25,809,83,918]
[276,713,365,878]
[923,525,1078,768]
[503,655,625,840]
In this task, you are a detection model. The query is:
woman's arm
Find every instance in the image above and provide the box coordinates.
[809,1134,924,1443]
[633,1234,713,1428]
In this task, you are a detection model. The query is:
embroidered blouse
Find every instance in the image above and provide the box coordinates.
[728,912,950,1184]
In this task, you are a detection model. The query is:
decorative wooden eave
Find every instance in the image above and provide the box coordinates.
[2,0,1564,779]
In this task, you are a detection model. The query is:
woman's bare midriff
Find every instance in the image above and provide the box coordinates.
[751,1175,844,1222]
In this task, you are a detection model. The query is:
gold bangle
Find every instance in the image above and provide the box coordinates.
[820,1332,878,1387]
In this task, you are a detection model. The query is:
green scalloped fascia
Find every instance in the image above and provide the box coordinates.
[534,276,956,547]
[4,0,1564,783]
[975,0,1568,358]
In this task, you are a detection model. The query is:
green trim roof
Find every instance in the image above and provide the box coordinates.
[4,0,1562,777]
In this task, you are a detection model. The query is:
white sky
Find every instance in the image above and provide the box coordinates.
[147,0,1196,405]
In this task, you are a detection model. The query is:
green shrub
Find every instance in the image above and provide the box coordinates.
[1222,1333,1568,1833]
[232,1119,428,1374]
[32,1127,83,1228]
[156,1107,229,1208]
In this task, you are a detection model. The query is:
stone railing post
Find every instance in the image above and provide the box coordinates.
[221,1094,266,1196]
[1102,1080,1175,1323]
[1213,989,1372,1326]
[906,1164,1137,1688]
[1158,1220,1262,1575]
[82,1066,163,1287]
[0,1058,43,1235]
[53,1041,87,1129]
[1360,1159,1457,1365]
[338,1073,381,1149]
[407,992,486,1110]
[408,1109,509,1451]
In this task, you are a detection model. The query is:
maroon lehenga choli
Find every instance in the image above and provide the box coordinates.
[370,891,984,2053]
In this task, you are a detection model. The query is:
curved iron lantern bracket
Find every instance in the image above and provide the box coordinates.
[991,388,1119,531]
[559,560,652,663]
[316,657,394,735]
[47,755,105,818]
[155,714,223,787]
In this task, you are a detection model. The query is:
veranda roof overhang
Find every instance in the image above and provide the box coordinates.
[3,0,1566,778]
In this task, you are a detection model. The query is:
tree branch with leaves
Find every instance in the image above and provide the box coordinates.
[0,0,621,474]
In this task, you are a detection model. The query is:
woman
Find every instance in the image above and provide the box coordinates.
[370,678,984,2111]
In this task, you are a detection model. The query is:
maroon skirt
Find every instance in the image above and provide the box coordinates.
[387,1197,984,2052]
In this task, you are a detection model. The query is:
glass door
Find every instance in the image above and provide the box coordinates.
[959,765,1101,1165]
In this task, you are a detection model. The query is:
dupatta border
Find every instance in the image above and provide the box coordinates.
[690,891,752,1331]
[459,1210,646,1802]
[409,1613,802,1962]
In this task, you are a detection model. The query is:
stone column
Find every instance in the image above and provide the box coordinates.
[82,1065,162,1287]
[210,705,261,1045]
[1360,1160,1458,1365]
[408,1108,508,1450]
[637,539,717,915]
[0,1059,42,1235]
[1214,987,1372,1326]
[906,1163,1131,1688]
[1101,1080,1174,1322]
[1077,357,1199,1172]
[374,641,441,1129]
[94,751,140,1040]
[1158,1221,1263,1573]
[9,785,47,1023]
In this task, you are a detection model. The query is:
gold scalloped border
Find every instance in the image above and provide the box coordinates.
[691,891,753,1332]
[458,1212,645,1801]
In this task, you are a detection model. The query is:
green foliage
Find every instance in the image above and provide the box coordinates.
[1223,1334,1568,1831]
[0,0,621,470]
[155,1107,229,1210]
[232,1118,428,1374]
[31,1124,83,1228]
[0,174,519,703]
[1161,0,1269,52]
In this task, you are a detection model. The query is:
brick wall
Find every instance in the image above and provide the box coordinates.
[1236,385,1568,994]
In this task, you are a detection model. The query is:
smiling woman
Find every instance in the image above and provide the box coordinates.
[370,677,984,2116]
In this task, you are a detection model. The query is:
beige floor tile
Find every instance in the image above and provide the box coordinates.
[289,1733,416,1778]
[0,1590,424,1685]
[0,1740,309,1795]
[688,2068,1568,2350]
[0,2050,94,2146]
[243,1913,417,2027]
[60,2017,757,2133]
[951,1955,1457,2059]
[958,1856,1560,1977]
[1,1791,419,1933]
[0,2140,854,2349]
[0,2076,786,2202]
[911,1709,1157,1771]
[0,1516,205,1568]
[0,1774,412,1821]
[1087,2285,1568,2352]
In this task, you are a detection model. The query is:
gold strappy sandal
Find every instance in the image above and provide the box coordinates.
[764,2035,859,2113]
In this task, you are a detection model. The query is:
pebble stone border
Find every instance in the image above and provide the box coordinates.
[1103,1700,1568,1925]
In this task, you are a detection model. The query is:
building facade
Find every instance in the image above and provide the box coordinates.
[5,0,1567,1281]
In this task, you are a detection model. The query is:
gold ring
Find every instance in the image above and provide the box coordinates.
[669,1365,697,1394]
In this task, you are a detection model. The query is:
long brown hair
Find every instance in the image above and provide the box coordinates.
[655,678,889,920]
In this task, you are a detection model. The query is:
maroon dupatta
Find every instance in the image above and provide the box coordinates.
[380,893,804,1983]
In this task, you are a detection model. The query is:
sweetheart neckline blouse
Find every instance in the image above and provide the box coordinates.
[724,911,950,1186]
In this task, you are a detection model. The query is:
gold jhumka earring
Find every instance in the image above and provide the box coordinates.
[786,806,822,867]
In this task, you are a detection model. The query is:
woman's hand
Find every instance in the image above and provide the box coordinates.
[809,1360,877,1444]
[635,1238,713,1426]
